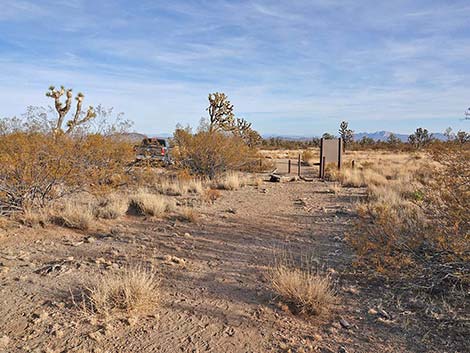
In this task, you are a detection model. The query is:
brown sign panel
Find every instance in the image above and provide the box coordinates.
[319,138,342,178]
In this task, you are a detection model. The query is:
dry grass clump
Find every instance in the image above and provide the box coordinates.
[16,207,51,227]
[53,200,94,230]
[302,150,318,166]
[216,172,242,190]
[268,264,335,316]
[267,251,336,316]
[128,190,175,217]
[204,188,221,203]
[155,177,205,196]
[84,267,160,316]
[174,206,198,222]
[93,193,129,219]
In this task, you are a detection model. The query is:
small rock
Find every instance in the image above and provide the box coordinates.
[88,330,102,342]
[338,347,348,353]
[183,232,192,238]
[345,286,359,295]
[378,308,391,320]
[84,236,96,243]
[368,308,378,315]
[125,316,138,326]
[339,318,352,329]
[0,335,10,348]
[0,264,10,274]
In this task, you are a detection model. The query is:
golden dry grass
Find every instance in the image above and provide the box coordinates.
[84,267,160,316]
[53,200,94,230]
[174,206,198,222]
[268,264,336,316]
[129,190,175,217]
[216,172,242,190]
[93,193,129,219]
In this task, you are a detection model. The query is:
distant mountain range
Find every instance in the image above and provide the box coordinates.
[353,131,446,142]
[263,131,447,142]
[129,131,448,142]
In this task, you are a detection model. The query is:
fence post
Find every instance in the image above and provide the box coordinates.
[297,154,301,177]
[322,156,326,179]
[288,159,291,174]
[351,160,355,169]
[319,138,324,178]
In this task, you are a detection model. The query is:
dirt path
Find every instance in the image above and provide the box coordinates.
[0,178,443,352]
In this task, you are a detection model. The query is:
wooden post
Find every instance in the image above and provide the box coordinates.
[351,160,355,169]
[319,138,324,178]
[322,156,326,179]
[297,154,301,177]
[338,138,342,170]
[259,158,262,167]
[288,159,291,174]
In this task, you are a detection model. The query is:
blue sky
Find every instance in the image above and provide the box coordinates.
[0,0,469,135]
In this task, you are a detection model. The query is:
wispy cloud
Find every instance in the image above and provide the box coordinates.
[0,0,469,135]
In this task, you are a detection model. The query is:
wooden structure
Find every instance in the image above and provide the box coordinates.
[319,138,342,178]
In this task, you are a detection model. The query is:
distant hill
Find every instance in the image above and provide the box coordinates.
[120,132,148,143]
[354,131,446,142]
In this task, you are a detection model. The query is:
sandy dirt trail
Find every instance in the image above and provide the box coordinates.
[0,178,429,353]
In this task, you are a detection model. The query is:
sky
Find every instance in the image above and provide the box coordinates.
[0,0,469,136]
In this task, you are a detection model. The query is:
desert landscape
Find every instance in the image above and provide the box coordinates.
[1,1,470,352]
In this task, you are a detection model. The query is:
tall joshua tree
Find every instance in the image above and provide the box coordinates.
[338,121,354,151]
[46,85,96,136]
[207,92,235,132]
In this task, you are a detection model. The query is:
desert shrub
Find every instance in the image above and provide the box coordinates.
[173,129,254,179]
[216,172,242,190]
[268,263,335,316]
[84,267,160,316]
[93,193,129,219]
[301,150,317,166]
[0,132,133,215]
[52,199,94,230]
[203,188,221,203]
[128,190,174,217]
[350,146,469,292]
[173,206,198,222]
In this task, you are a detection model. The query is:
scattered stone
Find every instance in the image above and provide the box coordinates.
[338,346,348,353]
[85,236,96,243]
[32,310,49,322]
[125,316,138,326]
[88,330,103,342]
[378,308,391,320]
[0,335,10,348]
[183,232,192,238]
[339,318,352,329]
[0,263,10,274]
[368,308,378,315]
[225,208,237,214]
[345,286,359,295]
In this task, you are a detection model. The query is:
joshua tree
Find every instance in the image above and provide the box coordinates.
[206,92,235,132]
[456,130,469,144]
[444,127,455,141]
[46,85,96,136]
[322,132,335,140]
[338,121,354,151]
[408,127,433,148]
[386,133,401,145]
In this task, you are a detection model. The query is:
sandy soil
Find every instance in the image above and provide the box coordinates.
[0,170,465,352]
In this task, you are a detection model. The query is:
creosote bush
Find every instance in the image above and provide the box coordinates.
[173,129,254,179]
[0,131,133,216]
[84,267,160,316]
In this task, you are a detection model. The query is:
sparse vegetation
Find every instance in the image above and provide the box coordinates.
[268,263,335,316]
[129,190,175,217]
[83,267,160,317]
